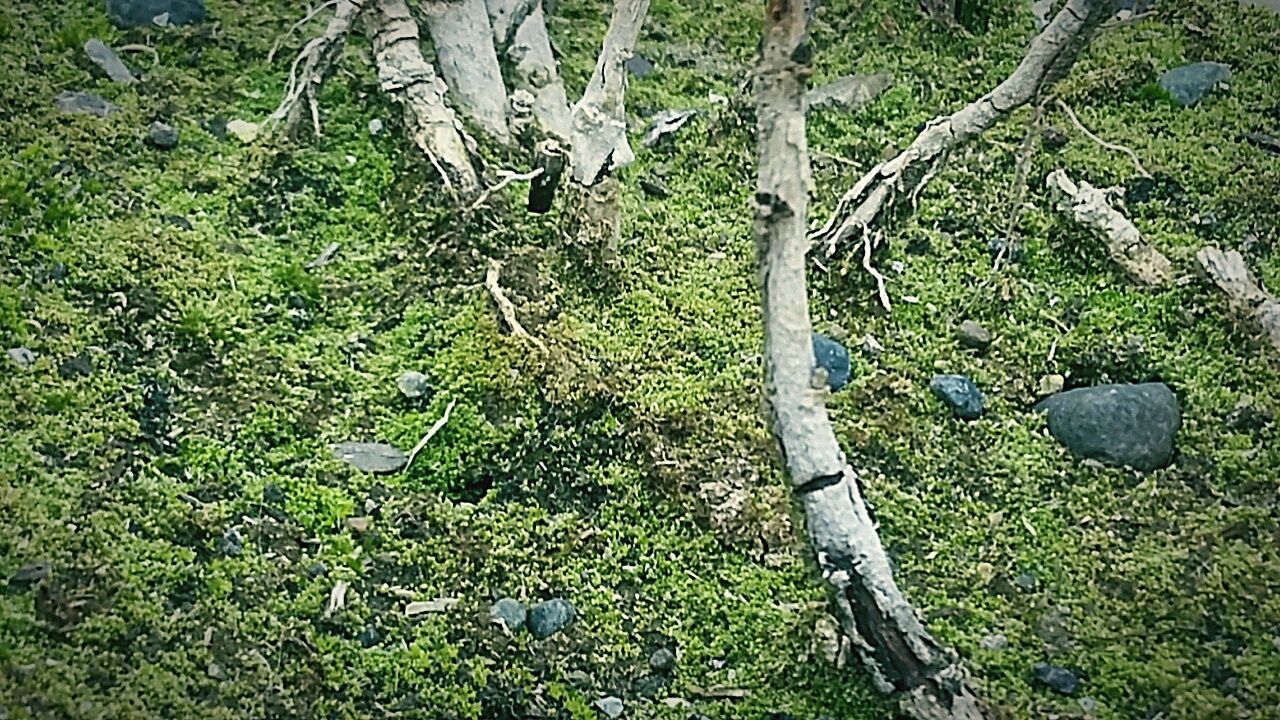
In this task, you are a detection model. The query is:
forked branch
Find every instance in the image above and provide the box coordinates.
[267,0,366,137]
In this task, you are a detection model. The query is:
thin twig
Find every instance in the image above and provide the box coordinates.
[467,167,545,211]
[405,398,457,469]
[269,0,340,63]
[1055,97,1152,178]
[996,100,1044,270]
[117,43,160,66]
[485,259,548,351]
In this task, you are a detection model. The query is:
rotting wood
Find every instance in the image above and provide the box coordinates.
[1196,246,1280,353]
[1046,168,1172,286]
[528,139,567,212]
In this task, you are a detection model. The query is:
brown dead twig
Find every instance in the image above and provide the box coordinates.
[485,259,547,352]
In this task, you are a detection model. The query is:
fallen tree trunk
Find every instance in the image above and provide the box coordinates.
[370,0,480,195]
[1196,247,1280,353]
[486,0,572,140]
[1046,168,1173,286]
[421,0,512,144]
[754,1,985,718]
[267,0,366,137]
[810,0,1110,308]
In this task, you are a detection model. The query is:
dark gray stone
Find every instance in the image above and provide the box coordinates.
[1033,663,1080,695]
[358,625,382,648]
[262,482,286,505]
[929,374,985,419]
[54,91,119,118]
[1035,383,1180,471]
[84,39,136,84]
[812,332,851,392]
[396,371,429,399]
[1158,62,1231,107]
[639,176,671,198]
[1015,571,1038,592]
[105,0,205,27]
[7,347,35,368]
[956,320,992,351]
[8,561,52,590]
[147,121,179,149]
[805,73,894,112]
[165,215,193,231]
[527,598,575,639]
[1042,125,1069,150]
[58,354,93,379]
[490,598,527,633]
[219,528,243,557]
[625,54,655,78]
[307,561,328,578]
[332,442,408,474]
[649,647,676,673]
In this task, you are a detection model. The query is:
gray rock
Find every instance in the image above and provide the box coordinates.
[7,347,35,368]
[84,39,136,84]
[929,374,985,420]
[594,696,624,719]
[219,528,243,557]
[625,54,655,78]
[806,72,894,112]
[332,442,408,474]
[980,633,1009,651]
[58,354,93,379]
[812,332,852,391]
[396,371,429,399]
[527,597,575,639]
[490,598,527,633]
[1042,125,1069,150]
[358,625,382,648]
[858,333,884,358]
[307,561,328,578]
[641,109,696,147]
[105,0,205,27]
[649,647,676,673]
[54,91,119,118]
[1015,571,1038,592]
[1079,697,1099,714]
[8,561,52,590]
[147,121,179,149]
[1158,62,1232,107]
[956,320,992,351]
[1035,383,1180,471]
[1033,663,1080,695]
[368,118,384,136]
[262,482,286,505]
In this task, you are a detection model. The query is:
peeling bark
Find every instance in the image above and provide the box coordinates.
[267,0,366,137]
[1046,168,1172,286]
[568,0,651,186]
[421,0,512,143]
[370,0,479,195]
[810,0,1110,307]
[487,0,572,140]
[754,1,985,719]
[1196,247,1280,353]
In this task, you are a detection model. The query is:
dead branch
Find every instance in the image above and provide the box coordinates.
[421,0,512,143]
[1054,97,1151,178]
[485,259,548,351]
[268,0,340,63]
[755,1,984,718]
[267,0,365,137]
[406,398,458,468]
[809,0,1111,309]
[369,0,479,195]
[467,166,545,211]
[1196,247,1280,353]
[1045,168,1172,286]
[487,0,572,140]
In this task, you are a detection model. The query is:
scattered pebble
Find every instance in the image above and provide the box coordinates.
[490,598,527,633]
[84,39,136,84]
[1038,373,1065,397]
[106,0,206,27]
[307,561,328,578]
[639,176,671,198]
[7,347,35,368]
[332,442,408,474]
[8,561,52,590]
[368,118,384,135]
[528,597,576,639]
[929,374,985,420]
[594,696,624,719]
[858,333,884,358]
[812,332,852,392]
[1042,125,1070,150]
[58,354,93,379]
[54,91,119,118]
[358,625,381,648]
[344,516,371,534]
[396,371,429,399]
[1079,697,1099,714]
[956,320,992,351]
[649,647,676,673]
[206,661,227,680]
[262,482,286,505]
[219,528,243,557]
[165,215,193,231]
[1035,383,1180,471]
[1159,61,1232,107]
[147,121,179,149]
[225,119,260,143]
[980,633,1009,651]
[1033,663,1080,695]
[1015,572,1038,592]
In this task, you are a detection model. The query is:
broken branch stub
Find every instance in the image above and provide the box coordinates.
[486,0,572,140]
[421,0,512,144]
[568,0,651,186]
[267,0,366,137]
[1196,247,1280,353]
[1045,168,1172,286]
[369,0,479,195]
[528,139,567,212]
[810,0,1111,305]
[754,1,985,719]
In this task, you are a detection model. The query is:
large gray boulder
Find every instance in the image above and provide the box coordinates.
[1035,383,1180,471]
[105,0,205,27]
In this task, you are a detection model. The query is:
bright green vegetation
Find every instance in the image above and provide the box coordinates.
[2,0,1278,718]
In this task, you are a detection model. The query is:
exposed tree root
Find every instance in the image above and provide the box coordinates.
[421,0,512,143]
[267,0,366,137]
[487,0,572,140]
[1197,247,1280,353]
[1046,168,1172,286]
[485,259,547,351]
[1054,97,1151,178]
[809,0,1111,309]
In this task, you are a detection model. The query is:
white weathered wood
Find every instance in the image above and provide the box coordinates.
[1045,168,1172,286]
[568,0,651,185]
[810,0,1111,303]
[267,0,365,137]
[422,0,512,143]
[370,0,479,195]
[1196,247,1280,353]
[486,0,572,140]
[754,2,985,718]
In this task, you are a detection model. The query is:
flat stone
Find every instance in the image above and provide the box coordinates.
[956,320,992,351]
[225,119,260,144]
[625,54,655,78]
[1035,383,1180,471]
[105,0,205,27]
[929,374,985,420]
[332,442,408,474]
[58,354,93,379]
[344,516,371,533]
[649,647,676,673]
[527,597,576,639]
[147,121,179,149]
[980,633,1009,651]
[1033,663,1080,695]
[489,598,527,633]
[812,332,852,391]
[858,334,884,358]
[54,91,119,118]
[594,696,624,719]
[1159,61,1232,107]
[368,118,384,135]
[7,347,35,368]
[806,72,894,112]
[219,528,243,557]
[8,561,52,589]
[84,39,136,84]
[396,371,429,399]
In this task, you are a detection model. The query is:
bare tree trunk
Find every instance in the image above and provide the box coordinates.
[569,0,650,185]
[1046,168,1173,286]
[370,0,480,195]
[1197,247,1280,353]
[421,0,512,144]
[754,2,985,719]
[810,0,1110,308]
[268,0,366,137]
[486,0,572,140]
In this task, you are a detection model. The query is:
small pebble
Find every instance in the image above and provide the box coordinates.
[527,598,576,639]
[1033,663,1080,695]
[929,374,985,420]
[594,696,624,719]
[980,633,1009,651]
[147,121,179,149]
[956,320,992,351]
[397,370,429,399]
[649,647,676,673]
[489,598,527,633]
[368,118,384,135]
[7,347,35,368]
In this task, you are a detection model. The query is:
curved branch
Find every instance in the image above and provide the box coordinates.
[266,0,366,138]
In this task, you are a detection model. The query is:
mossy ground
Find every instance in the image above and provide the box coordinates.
[2,0,1278,718]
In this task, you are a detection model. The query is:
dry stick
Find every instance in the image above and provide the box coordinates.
[467,167,544,211]
[405,398,458,469]
[117,43,160,66]
[485,259,548,351]
[1045,168,1172,285]
[1196,247,1280,353]
[268,0,340,63]
[997,100,1045,269]
[1054,97,1151,178]
[755,1,984,718]
[809,0,1112,310]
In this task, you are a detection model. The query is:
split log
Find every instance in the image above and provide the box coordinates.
[1045,168,1172,286]
[370,0,479,195]
[267,0,366,137]
[1196,247,1280,353]
[809,0,1111,307]
[421,0,512,144]
[754,1,985,718]
[487,0,572,140]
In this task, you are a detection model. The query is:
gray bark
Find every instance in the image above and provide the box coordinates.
[754,1,985,718]
[370,0,480,195]
[422,0,512,144]
[486,0,572,140]
[268,0,366,137]
[1046,168,1173,286]
[1197,247,1280,353]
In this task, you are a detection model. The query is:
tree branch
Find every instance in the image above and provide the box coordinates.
[420,0,513,144]
[1045,168,1172,286]
[267,0,366,138]
[486,0,572,140]
[1196,247,1280,353]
